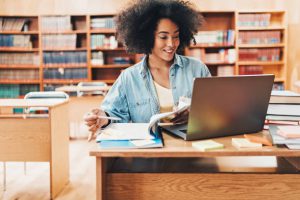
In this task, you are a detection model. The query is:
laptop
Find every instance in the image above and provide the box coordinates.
[162,74,274,140]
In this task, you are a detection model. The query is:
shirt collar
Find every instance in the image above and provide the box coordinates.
[139,54,183,77]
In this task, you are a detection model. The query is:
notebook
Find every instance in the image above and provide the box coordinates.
[162,75,274,140]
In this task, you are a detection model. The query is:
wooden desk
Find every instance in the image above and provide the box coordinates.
[55,85,111,93]
[67,96,104,138]
[0,99,69,199]
[90,132,300,200]
[56,86,107,138]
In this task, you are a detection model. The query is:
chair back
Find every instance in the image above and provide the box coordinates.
[24,91,69,100]
[77,82,108,96]
[24,91,69,113]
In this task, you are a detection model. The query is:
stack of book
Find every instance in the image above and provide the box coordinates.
[194,30,235,46]
[267,90,300,149]
[267,90,300,125]
[238,13,271,27]
[269,125,300,149]
[90,17,115,29]
[238,48,280,62]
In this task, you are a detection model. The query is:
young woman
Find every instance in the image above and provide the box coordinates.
[85,0,211,139]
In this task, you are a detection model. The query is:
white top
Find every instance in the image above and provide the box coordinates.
[154,81,174,113]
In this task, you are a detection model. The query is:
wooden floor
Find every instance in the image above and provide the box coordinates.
[0,139,96,200]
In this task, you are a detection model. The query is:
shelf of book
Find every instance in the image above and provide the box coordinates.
[238,61,284,65]
[238,44,285,48]
[237,26,286,31]
[88,14,137,84]
[0,10,288,97]
[185,11,236,77]
[91,47,125,51]
[0,47,39,52]
[90,29,116,34]
[91,64,130,69]
[41,30,86,34]
[0,64,39,69]
[236,10,287,89]
[43,64,87,68]
[189,44,235,49]
[0,15,41,96]
[43,79,88,84]
[0,80,40,84]
[0,31,39,34]
[205,62,235,66]
[39,15,89,91]
[42,48,87,51]
[92,79,115,84]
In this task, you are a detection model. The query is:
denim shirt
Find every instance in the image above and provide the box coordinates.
[101,54,211,123]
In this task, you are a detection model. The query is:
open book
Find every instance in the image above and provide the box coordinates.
[96,98,190,148]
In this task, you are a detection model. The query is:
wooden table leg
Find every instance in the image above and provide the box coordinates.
[49,103,70,199]
[96,157,106,200]
[282,157,300,171]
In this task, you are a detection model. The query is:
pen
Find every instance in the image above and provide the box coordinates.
[97,116,121,121]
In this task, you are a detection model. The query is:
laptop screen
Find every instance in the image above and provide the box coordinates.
[184,75,274,140]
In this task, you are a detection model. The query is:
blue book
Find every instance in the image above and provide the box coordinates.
[98,136,163,149]
[96,123,164,149]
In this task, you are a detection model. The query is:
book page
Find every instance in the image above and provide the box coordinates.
[148,97,191,132]
[97,97,191,141]
[271,90,300,96]
[97,123,154,141]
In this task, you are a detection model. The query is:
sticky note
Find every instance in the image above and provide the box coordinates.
[192,140,224,151]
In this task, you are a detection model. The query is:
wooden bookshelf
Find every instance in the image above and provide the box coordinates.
[40,15,88,91]
[236,10,287,89]
[43,64,87,68]
[89,14,138,83]
[185,11,236,77]
[238,43,285,48]
[43,79,88,84]
[0,15,41,97]
[0,80,40,84]
[0,10,288,97]
[0,31,39,34]
[90,29,116,34]
[0,64,39,69]
[238,61,285,65]
[91,64,130,69]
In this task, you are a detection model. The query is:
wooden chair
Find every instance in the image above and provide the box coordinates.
[77,81,108,97]
[24,91,69,113]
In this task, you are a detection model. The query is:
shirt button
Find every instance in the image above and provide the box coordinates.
[173,86,176,89]
[171,74,174,76]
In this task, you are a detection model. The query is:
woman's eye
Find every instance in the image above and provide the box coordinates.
[159,36,168,39]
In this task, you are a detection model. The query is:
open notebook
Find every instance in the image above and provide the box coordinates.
[96,99,190,148]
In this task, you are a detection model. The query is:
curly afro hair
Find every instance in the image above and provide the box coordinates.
[115,0,203,54]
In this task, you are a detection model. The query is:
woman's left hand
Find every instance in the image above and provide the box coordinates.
[170,108,189,124]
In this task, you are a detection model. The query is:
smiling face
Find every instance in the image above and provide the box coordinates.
[150,18,180,65]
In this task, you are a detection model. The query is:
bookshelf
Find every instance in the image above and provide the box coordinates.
[89,14,140,83]
[0,15,40,97]
[0,10,288,97]
[236,11,287,90]
[40,15,89,91]
[185,11,236,77]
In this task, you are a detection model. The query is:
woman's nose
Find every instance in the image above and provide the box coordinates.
[167,38,175,47]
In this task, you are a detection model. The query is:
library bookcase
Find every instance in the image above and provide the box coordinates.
[0,10,287,97]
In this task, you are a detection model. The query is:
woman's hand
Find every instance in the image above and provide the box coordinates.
[84,108,109,141]
[170,108,189,125]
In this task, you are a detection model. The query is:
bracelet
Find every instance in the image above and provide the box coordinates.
[101,111,111,129]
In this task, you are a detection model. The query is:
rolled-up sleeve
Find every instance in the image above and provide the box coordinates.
[101,73,131,123]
